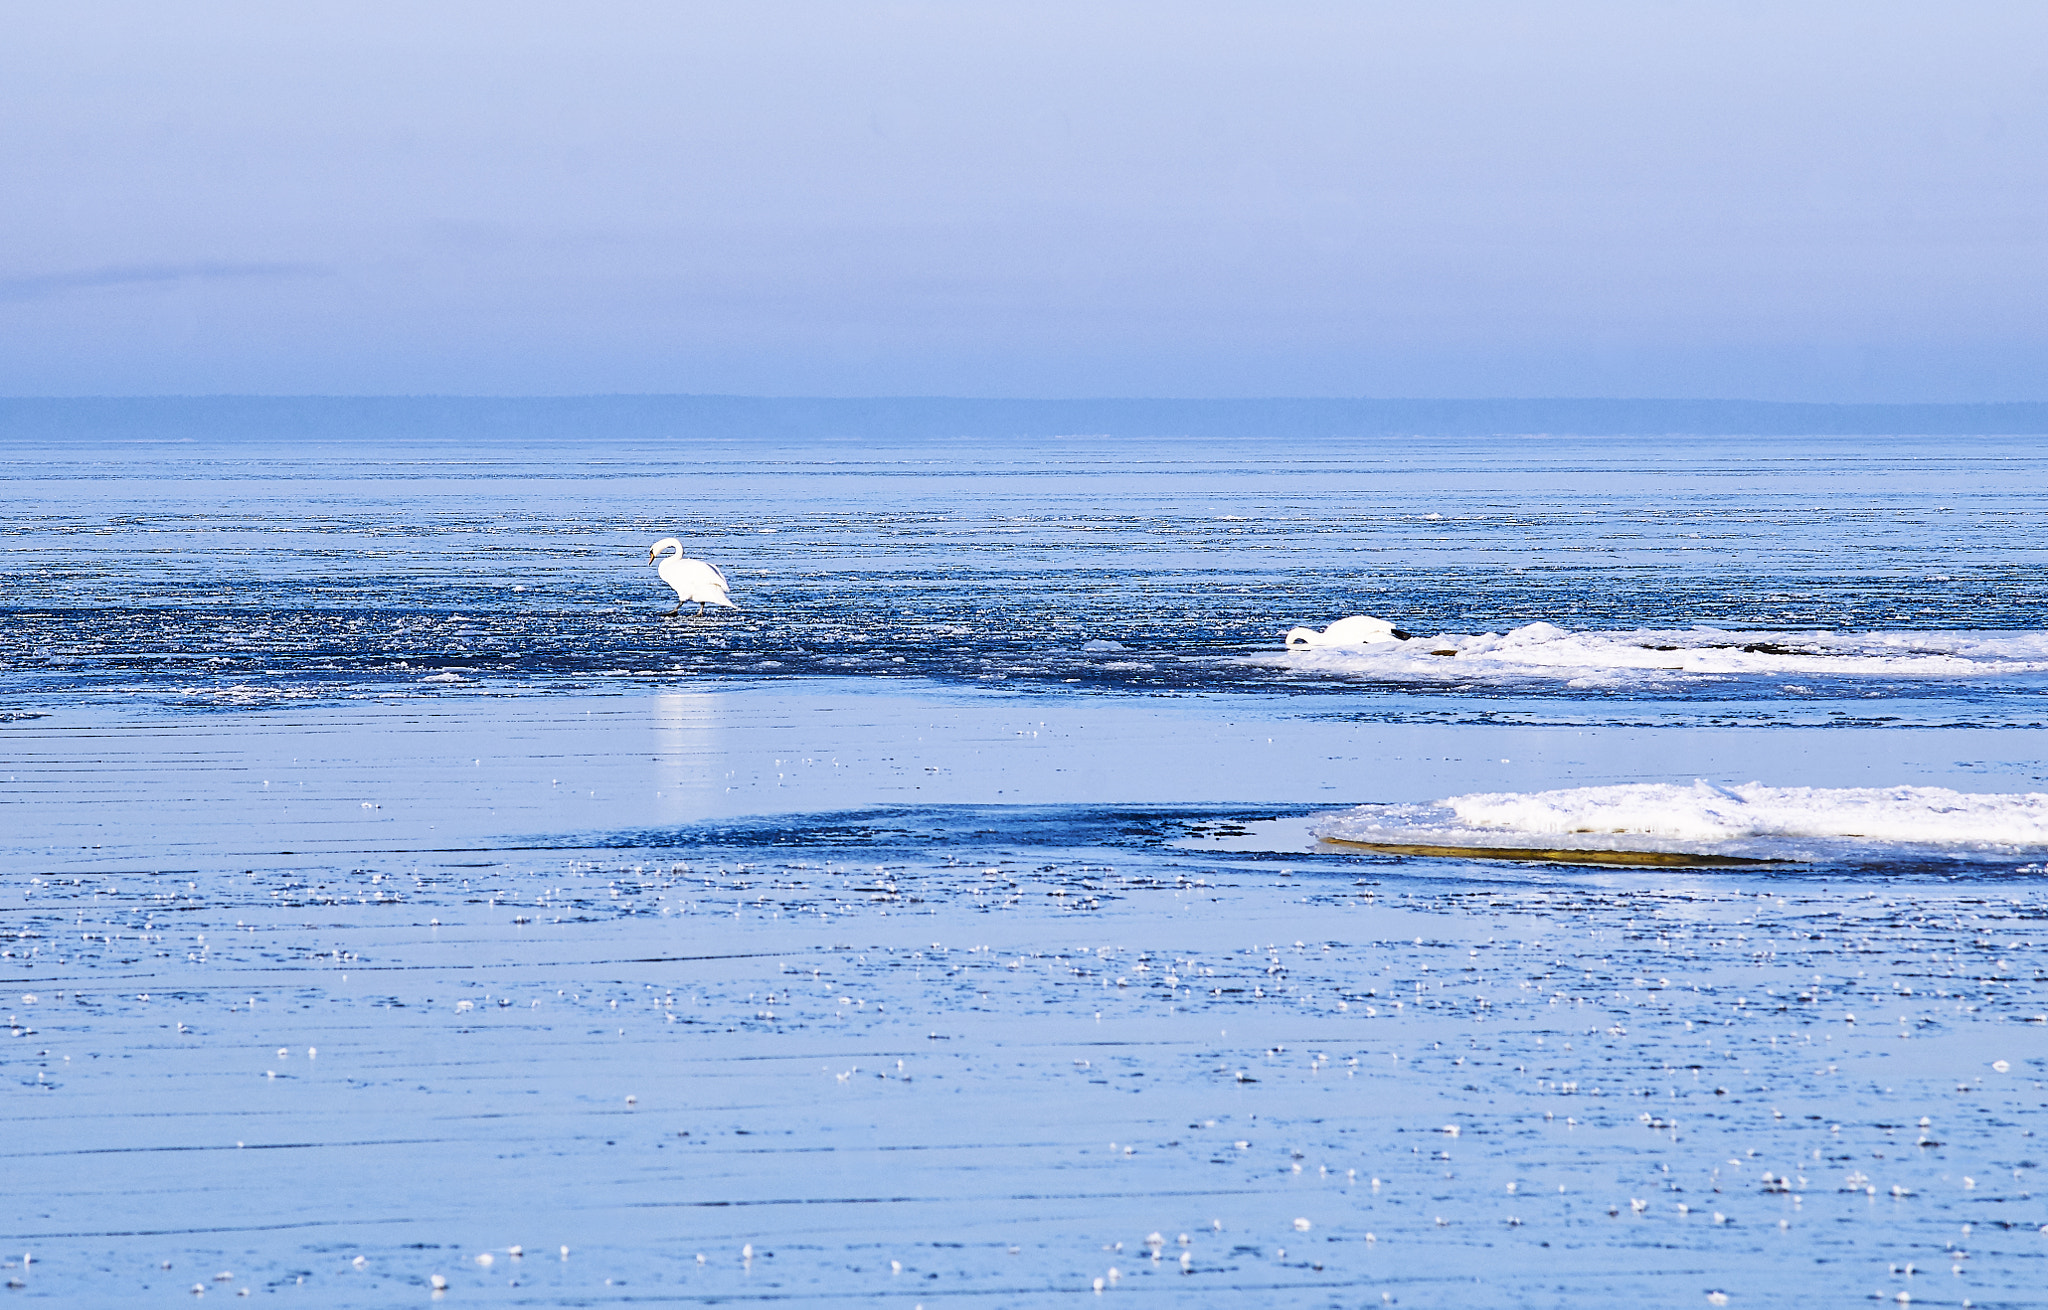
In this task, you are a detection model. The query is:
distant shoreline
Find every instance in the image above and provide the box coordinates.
[4,394,2047,440]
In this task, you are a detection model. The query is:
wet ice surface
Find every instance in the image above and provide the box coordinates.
[4,426,2048,1305]
[4,691,2047,1307]
[5,802,2048,1306]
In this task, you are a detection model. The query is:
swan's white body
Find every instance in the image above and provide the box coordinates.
[649,537,735,614]
[1285,615,1411,648]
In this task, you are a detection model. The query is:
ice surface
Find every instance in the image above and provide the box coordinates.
[1255,622,2048,690]
[5,423,2048,1305]
[1316,782,2048,863]
[1446,782,2048,845]
[14,686,2048,872]
[2,766,2045,1305]
[1285,615,1409,647]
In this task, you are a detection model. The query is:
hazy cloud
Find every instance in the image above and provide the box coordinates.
[1,3,2042,396]
[0,261,330,303]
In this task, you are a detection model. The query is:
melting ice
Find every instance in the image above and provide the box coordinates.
[1316,781,2048,863]
[1254,622,2048,690]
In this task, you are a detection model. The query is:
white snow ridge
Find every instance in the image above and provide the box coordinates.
[1314,782,2048,863]
[1254,623,2048,690]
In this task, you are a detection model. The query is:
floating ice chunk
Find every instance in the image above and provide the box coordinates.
[1314,781,2048,862]
[1440,782,2048,845]
[1253,622,2048,690]
[1284,616,1412,648]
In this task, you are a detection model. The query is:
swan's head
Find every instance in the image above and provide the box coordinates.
[1285,626,1319,648]
[648,536,683,563]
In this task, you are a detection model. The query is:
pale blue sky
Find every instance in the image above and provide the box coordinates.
[2,1,2042,399]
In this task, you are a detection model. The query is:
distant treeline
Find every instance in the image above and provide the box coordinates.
[3,394,2045,441]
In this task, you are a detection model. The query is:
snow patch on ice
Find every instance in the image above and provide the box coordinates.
[1247,623,2048,689]
[1315,782,2048,861]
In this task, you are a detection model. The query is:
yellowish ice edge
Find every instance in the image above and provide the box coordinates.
[1317,837,1787,867]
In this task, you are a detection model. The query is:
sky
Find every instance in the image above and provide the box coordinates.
[2,1,2043,400]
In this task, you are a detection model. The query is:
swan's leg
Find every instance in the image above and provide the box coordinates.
[665,602,681,616]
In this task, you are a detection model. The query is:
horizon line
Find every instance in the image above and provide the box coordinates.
[5,393,2047,407]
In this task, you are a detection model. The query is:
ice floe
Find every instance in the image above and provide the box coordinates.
[1255,622,2048,689]
[1315,781,2048,863]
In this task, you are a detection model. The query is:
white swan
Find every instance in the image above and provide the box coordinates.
[648,537,735,615]
[1285,615,1412,648]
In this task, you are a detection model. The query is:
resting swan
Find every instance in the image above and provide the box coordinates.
[648,537,735,615]
[1285,615,1412,648]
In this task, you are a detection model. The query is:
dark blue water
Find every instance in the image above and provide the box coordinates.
[6,428,2046,710]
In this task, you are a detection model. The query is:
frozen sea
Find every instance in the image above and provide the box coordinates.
[3,404,2047,1307]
